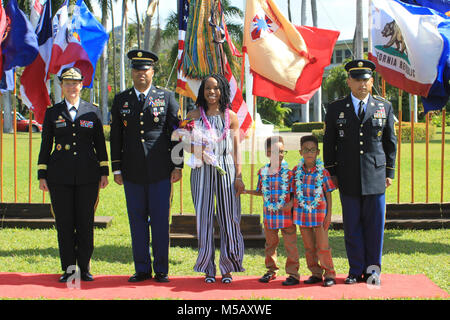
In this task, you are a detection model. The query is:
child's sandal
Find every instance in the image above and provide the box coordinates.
[204,276,215,283]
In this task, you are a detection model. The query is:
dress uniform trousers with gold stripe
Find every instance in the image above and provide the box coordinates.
[37,100,109,273]
[110,85,182,275]
[323,94,397,278]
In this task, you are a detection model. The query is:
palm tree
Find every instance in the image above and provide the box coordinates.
[133,0,141,48]
[287,0,292,22]
[119,0,127,91]
[143,0,158,51]
[98,0,109,123]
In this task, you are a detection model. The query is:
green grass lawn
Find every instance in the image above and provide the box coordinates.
[0,130,449,297]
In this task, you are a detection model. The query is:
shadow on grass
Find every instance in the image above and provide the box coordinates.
[247,229,450,259]
[0,230,448,263]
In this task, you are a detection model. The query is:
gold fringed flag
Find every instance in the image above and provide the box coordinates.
[176,0,252,140]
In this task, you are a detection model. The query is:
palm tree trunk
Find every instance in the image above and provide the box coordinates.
[100,0,109,124]
[311,0,318,27]
[287,0,292,22]
[110,0,117,95]
[143,0,156,51]
[120,0,127,91]
[135,0,141,49]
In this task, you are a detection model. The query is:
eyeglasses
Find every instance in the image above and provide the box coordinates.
[301,148,318,154]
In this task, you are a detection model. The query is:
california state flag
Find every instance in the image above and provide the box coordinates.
[243,0,339,103]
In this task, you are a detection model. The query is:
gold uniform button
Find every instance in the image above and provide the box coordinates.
[360,150,364,154]
[360,132,363,136]
[140,122,144,125]
[360,141,363,145]
[140,113,144,116]
[73,142,76,146]
[72,124,76,127]
[74,152,77,155]
[141,139,145,143]
[141,130,144,134]
[73,133,76,136]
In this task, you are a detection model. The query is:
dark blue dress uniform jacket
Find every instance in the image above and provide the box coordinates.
[37,100,109,184]
[110,85,182,184]
[323,94,397,196]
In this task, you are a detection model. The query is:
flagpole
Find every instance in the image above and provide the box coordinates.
[13,71,18,203]
[410,95,415,203]
[0,97,3,202]
[397,89,402,203]
[440,109,446,203]
[425,111,429,203]
[28,111,33,203]
[179,96,184,215]
[250,95,256,214]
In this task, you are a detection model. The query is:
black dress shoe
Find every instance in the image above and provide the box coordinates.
[155,272,170,283]
[282,276,300,286]
[323,278,336,287]
[304,276,322,284]
[344,274,363,284]
[81,271,94,282]
[128,272,152,283]
[259,272,276,283]
[58,271,75,283]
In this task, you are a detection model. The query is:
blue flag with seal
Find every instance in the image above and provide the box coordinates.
[71,0,109,88]
[1,0,38,72]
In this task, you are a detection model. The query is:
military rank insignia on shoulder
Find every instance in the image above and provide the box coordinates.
[373,95,387,101]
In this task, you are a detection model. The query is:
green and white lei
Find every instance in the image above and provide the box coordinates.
[295,158,324,213]
[261,160,290,212]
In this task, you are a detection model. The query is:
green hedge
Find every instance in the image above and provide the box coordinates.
[395,122,436,142]
[311,129,324,142]
[291,122,324,132]
[309,123,435,143]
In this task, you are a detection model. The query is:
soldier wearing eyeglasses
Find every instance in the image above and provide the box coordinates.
[323,59,397,285]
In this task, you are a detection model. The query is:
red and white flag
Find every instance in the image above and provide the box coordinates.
[30,0,44,28]
[48,0,93,86]
[19,0,52,124]
[243,0,339,103]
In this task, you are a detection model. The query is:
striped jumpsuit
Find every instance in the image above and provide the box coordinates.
[190,114,245,276]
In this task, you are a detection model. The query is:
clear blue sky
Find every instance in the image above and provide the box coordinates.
[98,0,368,41]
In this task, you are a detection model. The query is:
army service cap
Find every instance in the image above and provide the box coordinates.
[59,67,84,81]
[128,49,158,70]
[345,59,376,79]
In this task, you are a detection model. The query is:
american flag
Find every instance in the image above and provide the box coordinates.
[176,0,252,140]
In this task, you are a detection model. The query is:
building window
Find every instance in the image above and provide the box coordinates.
[345,49,352,59]
[335,50,343,63]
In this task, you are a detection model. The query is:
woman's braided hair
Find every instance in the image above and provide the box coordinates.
[195,73,231,113]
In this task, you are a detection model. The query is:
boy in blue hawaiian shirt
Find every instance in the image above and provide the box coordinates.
[244,136,300,286]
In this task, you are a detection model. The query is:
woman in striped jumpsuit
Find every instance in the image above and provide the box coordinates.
[186,74,245,283]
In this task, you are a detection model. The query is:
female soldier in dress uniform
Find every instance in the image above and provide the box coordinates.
[37,67,109,283]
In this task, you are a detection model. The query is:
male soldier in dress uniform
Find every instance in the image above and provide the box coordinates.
[38,67,109,282]
[110,49,182,283]
[323,59,397,285]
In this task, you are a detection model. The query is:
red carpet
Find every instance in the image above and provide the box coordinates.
[0,272,447,300]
